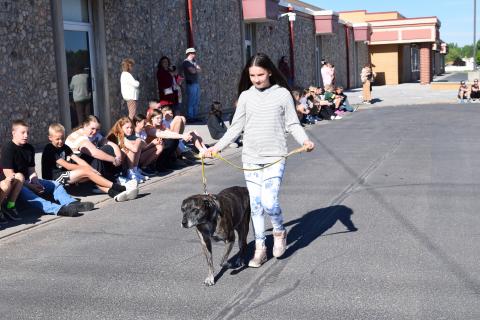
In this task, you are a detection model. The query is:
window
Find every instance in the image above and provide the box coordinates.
[62,0,89,22]
[411,45,419,72]
[244,23,256,63]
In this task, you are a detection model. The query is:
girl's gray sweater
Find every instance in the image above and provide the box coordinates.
[215,85,309,164]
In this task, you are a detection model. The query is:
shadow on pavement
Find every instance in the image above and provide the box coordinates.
[280,205,358,259]
[226,205,358,279]
[0,204,45,231]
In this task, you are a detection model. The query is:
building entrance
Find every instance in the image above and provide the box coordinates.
[62,0,97,127]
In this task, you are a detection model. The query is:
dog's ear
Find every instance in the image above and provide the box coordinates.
[204,197,221,218]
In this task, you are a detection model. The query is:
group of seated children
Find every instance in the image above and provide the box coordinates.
[0,103,209,224]
[1,120,96,224]
[293,84,358,125]
[458,79,480,103]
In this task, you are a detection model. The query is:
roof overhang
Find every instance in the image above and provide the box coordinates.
[242,0,280,22]
[368,17,441,45]
[311,10,339,35]
[352,22,371,42]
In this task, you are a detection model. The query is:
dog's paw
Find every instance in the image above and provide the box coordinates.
[204,275,215,286]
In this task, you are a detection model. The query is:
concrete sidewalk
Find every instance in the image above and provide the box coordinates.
[0,79,461,239]
[345,82,458,108]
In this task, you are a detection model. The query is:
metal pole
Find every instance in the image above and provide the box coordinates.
[474,0,477,70]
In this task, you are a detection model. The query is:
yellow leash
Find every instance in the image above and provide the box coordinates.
[200,146,307,195]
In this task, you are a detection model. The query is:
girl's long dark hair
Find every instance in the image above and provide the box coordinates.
[237,53,290,98]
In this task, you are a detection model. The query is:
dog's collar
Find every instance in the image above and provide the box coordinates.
[205,194,221,218]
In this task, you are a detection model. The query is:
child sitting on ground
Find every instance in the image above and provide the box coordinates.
[458,81,470,103]
[334,86,357,112]
[146,101,161,120]
[323,85,342,120]
[107,117,149,183]
[132,114,163,174]
[0,169,25,223]
[298,89,316,124]
[41,123,137,202]
[470,79,480,101]
[161,105,208,157]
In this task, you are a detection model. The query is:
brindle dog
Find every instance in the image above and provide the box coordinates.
[181,186,250,286]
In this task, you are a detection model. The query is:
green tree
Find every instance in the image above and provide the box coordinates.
[446,42,461,63]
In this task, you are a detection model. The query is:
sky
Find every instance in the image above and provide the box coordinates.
[308,0,477,46]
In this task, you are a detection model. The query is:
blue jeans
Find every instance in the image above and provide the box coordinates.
[186,83,200,119]
[244,160,286,243]
[340,98,354,112]
[19,179,76,215]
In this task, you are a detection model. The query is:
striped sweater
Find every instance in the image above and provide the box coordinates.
[215,84,309,164]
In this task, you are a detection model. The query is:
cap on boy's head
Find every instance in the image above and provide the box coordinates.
[12,119,28,130]
[185,47,196,55]
[461,81,465,85]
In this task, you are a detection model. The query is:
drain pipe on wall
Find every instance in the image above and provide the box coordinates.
[287,5,296,85]
[186,0,194,47]
[344,24,351,89]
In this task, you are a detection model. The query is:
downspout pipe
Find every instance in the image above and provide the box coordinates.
[186,0,194,47]
[288,6,295,85]
[344,24,350,89]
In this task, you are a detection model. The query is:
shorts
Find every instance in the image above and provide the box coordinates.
[53,171,71,185]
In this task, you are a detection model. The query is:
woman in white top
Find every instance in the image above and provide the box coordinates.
[120,58,140,119]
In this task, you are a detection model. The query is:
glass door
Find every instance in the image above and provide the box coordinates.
[63,0,97,127]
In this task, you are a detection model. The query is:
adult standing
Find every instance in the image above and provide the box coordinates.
[157,56,179,111]
[360,63,376,104]
[69,66,92,125]
[321,61,334,87]
[182,48,201,122]
[278,56,293,88]
[204,53,315,268]
[120,58,140,119]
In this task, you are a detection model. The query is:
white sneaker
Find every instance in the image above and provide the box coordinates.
[124,179,139,200]
[229,142,239,148]
[335,115,343,120]
[330,115,335,120]
[114,189,129,202]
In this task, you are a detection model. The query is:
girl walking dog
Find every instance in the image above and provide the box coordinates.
[204,53,314,267]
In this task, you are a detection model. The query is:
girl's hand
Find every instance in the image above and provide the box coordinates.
[303,140,315,152]
[203,146,219,158]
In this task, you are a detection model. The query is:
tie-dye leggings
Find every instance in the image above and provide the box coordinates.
[244,160,286,243]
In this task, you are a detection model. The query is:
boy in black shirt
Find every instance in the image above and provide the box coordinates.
[1,120,94,217]
[42,123,137,201]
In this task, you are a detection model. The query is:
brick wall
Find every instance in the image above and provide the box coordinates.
[0,0,59,147]
[320,21,348,88]
[292,15,316,89]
